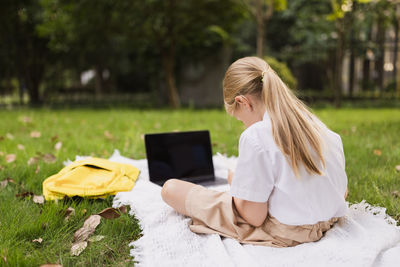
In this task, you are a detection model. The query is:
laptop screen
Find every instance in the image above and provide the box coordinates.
[145,130,215,183]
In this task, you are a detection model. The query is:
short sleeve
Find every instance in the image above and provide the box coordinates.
[230,134,275,202]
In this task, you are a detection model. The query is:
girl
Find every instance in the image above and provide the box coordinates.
[161,56,348,247]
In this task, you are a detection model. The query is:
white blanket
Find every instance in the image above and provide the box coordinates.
[104,150,400,267]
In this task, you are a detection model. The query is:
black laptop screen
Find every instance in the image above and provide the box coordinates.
[145,130,215,183]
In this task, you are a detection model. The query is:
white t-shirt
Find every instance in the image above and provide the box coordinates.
[230,111,348,225]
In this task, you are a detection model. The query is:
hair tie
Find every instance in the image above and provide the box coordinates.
[260,70,266,83]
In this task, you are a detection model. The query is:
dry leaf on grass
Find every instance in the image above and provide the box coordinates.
[395,165,400,172]
[64,207,75,221]
[6,154,16,163]
[82,209,87,215]
[16,192,44,204]
[0,136,4,142]
[54,141,62,151]
[373,149,382,156]
[104,130,114,140]
[73,215,101,243]
[88,235,105,242]
[33,195,45,204]
[17,144,25,150]
[98,206,127,219]
[30,131,41,138]
[27,156,40,165]
[32,238,43,243]
[6,133,14,140]
[50,135,58,142]
[392,191,400,198]
[70,241,87,256]
[43,153,56,163]
[0,178,16,189]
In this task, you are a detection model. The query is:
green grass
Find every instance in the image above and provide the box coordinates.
[0,108,400,266]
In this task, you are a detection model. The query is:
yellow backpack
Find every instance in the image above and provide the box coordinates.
[43,157,140,200]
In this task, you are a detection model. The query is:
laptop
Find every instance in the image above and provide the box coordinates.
[144,130,227,186]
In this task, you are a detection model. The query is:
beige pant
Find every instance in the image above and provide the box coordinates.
[185,184,339,247]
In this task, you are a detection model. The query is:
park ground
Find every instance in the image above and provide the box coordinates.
[0,108,400,266]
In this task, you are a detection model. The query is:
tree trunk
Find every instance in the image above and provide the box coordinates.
[161,0,180,108]
[375,17,386,93]
[256,0,265,58]
[348,2,357,98]
[334,22,344,107]
[254,0,273,58]
[162,51,180,108]
[362,27,373,91]
[95,66,105,98]
[394,6,400,97]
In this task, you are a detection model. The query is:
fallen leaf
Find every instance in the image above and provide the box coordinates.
[40,264,63,267]
[55,141,62,151]
[0,136,4,141]
[6,154,16,163]
[35,166,40,174]
[104,130,114,140]
[50,135,58,142]
[27,156,40,165]
[98,207,126,219]
[373,149,382,156]
[88,235,105,242]
[82,209,87,215]
[6,133,14,140]
[392,191,400,198]
[43,153,56,163]
[32,237,43,243]
[17,144,25,150]
[140,134,144,140]
[395,165,400,172]
[118,205,128,214]
[0,178,16,189]
[64,207,75,221]
[33,195,45,204]
[0,180,7,189]
[16,192,34,198]
[30,131,41,138]
[70,241,87,256]
[73,215,101,242]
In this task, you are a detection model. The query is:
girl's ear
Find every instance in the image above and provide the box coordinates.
[235,95,252,111]
[234,95,244,105]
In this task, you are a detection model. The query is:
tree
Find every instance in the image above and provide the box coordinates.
[0,0,51,104]
[123,0,245,108]
[242,0,287,58]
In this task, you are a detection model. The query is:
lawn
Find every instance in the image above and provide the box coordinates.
[0,108,400,266]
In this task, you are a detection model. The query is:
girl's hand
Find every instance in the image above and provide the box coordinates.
[227,169,234,185]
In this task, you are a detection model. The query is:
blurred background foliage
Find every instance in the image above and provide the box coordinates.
[0,0,399,108]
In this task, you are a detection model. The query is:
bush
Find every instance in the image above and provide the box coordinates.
[264,56,297,89]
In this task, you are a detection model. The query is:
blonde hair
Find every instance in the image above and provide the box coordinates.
[223,56,326,177]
